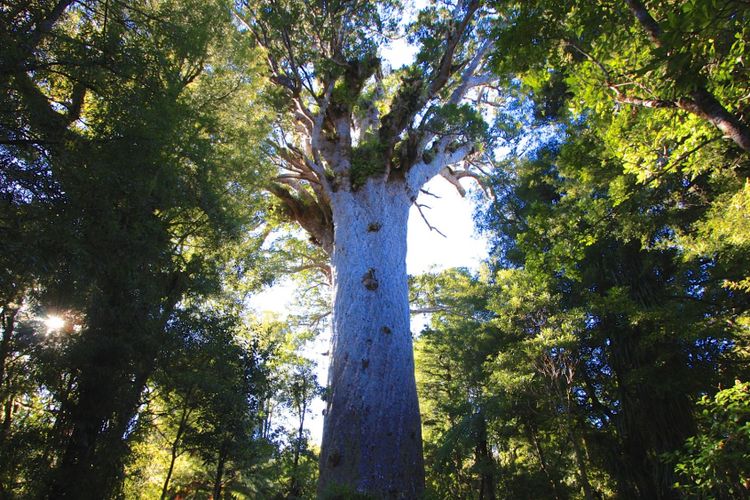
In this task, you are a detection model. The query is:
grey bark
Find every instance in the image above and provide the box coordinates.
[243,5,494,495]
[317,178,424,499]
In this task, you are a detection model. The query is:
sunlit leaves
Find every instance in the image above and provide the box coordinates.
[671,380,750,498]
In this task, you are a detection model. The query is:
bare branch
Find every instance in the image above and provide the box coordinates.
[285,263,333,283]
[564,39,612,82]
[379,0,483,168]
[405,39,497,176]
[428,0,482,96]
[613,93,676,109]
[311,80,337,170]
[293,98,315,134]
[415,203,447,238]
[439,167,467,197]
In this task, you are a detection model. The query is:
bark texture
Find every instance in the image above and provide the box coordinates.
[318,178,424,498]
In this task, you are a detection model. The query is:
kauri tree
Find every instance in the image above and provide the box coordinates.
[235,0,500,496]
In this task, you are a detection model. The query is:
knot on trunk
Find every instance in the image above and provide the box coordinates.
[362,268,378,290]
[327,451,342,468]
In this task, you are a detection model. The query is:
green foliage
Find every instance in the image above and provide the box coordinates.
[489,0,750,273]
[350,140,388,188]
[427,103,489,142]
[2,1,748,497]
[0,0,276,497]
[672,381,750,498]
[440,3,750,489]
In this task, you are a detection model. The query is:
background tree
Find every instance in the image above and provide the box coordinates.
[0,0,271,497]
[481,2,750,496]
[412,269,499,500]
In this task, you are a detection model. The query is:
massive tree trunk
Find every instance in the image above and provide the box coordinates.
[318,178,424,498]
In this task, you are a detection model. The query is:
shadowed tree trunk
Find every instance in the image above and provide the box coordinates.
[0,305,18,446]
[525,421,564,500]
[212,442,228,500]
[474,412,496,500]
[289,371,313,497]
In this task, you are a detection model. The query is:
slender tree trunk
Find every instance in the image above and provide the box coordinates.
[0,307,17,397]
[474,413,496,500]
[212,443,228,500]
[293,398,307,470]
[525,422,563,500]
[0,306,17,446]
[1,397,11,439]
[569,426,594,500]
[289,398,307,497]
[318,178,424,498]
[560,390,594,500]
[161,403,192,500]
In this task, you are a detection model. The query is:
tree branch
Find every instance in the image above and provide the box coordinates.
[27,0,76,51]
[447,39,495,106]
[415,203,447,238]
[622,0,750,152]
[439,165,489,198]
[378,0,482,169]
[410,306,452,315]
[428,0,482,96]
[625,0,663,47]
[268,182,334,254]
[406,140,476,198]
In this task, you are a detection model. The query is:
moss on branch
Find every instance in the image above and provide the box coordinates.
[350,139,388,188]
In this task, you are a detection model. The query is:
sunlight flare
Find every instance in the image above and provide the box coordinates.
[44,315,65,333]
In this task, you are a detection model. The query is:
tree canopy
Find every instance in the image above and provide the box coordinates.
[1,0,749,498]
